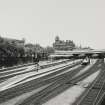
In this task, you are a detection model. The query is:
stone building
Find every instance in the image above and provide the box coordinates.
[0,36,25,47]
[53,36,75,50]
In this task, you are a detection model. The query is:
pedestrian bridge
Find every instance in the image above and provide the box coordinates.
[49,49,105,59]
[55,49,105,55]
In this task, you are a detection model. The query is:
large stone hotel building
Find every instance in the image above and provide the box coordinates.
[53,36,75,51]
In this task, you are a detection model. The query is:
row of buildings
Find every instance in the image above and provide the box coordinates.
[0,35,91,52]
[0,36,76,53]
[0,36,52,58]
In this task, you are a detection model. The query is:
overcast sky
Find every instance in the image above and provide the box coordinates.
[0,0,105,49]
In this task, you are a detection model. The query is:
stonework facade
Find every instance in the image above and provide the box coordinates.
[53,36,75,50]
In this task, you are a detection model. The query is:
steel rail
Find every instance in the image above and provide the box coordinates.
[75,60,105,105]
[17,60,100,105]
[0,59,73,80]
[0,60,82,104]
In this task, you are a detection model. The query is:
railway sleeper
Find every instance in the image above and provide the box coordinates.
[92,84,105,90]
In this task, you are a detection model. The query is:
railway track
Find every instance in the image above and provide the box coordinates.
[0,60,81,91]
[72,59,105,105]
[0,59,69,73]
[0,59,72,81]
[0,59,82,104]
[14,59,101,105]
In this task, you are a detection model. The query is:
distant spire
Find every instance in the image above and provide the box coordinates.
[22,38,25,42]
[55,36,60,42]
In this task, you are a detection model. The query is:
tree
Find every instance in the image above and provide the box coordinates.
[45,46,54,54]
